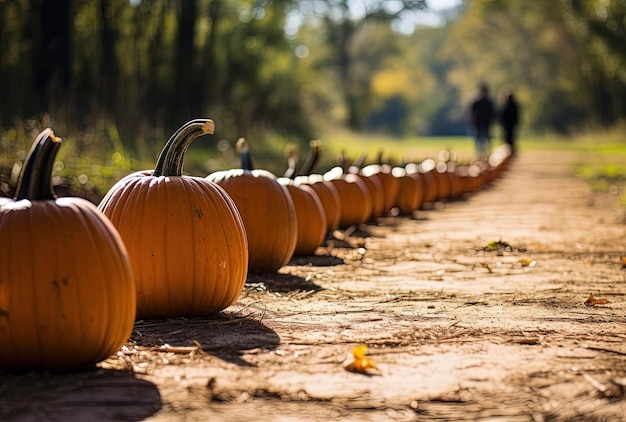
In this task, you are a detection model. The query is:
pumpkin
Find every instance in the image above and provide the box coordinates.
[279,179,327,256]
[323,166,372,228]
[294,174,341,232]
[293,141,342,232]
[393,166,423,215]
[404,163,426,209]
[207,138,297,272]
[434,160,452,200]
[419,159,439,204]
[98,119,248,319]
[0,129,136,369]
[350,164,385,219]
[446,160,464,198]
[361,160,400,215]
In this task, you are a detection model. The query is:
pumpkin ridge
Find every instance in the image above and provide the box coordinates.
[201,183,230,308]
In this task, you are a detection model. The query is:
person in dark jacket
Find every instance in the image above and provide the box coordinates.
[469,83,494,160]
[499,89,520,155]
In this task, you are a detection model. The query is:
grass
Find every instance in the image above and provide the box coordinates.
[2,121,625,204]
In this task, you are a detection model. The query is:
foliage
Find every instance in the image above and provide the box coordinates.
[1,0,625,204]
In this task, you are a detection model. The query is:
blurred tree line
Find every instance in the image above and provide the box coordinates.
[0,0,624,164]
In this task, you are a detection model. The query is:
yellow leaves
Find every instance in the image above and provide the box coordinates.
[518,258,536,267]
[343,344,381,376]
[584,293,609,306]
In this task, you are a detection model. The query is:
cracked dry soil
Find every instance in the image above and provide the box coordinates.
[2,149,626,421]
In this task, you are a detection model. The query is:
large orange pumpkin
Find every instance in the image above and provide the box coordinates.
[0,129,136,369]
[98,119,248,318]
[207,138,297,272]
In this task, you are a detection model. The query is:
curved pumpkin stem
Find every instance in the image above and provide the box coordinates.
[153,119,215,177]
[283,145,298,179]
[352,152,367,169]
[298,140,320,176]
[15,128,61,201]
[235,137,254,171]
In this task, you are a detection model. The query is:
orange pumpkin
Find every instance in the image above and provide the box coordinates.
[207,138,297,272]
[393,166,423,215]
[0,129,136,369]
[350,165,385,219]
[294,174,341,232]
[279,179,327,256]
[293,141,341,232]
[324,166,372,228]
[361,163,399,215]
[419,159,439,204]
[98,119,248,318]
[434,160,452,200]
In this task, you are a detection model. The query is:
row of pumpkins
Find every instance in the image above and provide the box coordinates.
[0,119,511,370]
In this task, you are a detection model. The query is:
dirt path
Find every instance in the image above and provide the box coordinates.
[2,150,626,421]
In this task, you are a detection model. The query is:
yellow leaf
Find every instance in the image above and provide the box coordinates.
[518,258,536,267]
[343,344,381,376]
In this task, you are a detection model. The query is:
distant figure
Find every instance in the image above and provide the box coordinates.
[499,89,520,155]
[469,83,494,160]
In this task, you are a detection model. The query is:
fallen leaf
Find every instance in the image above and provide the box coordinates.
[343,344,381,376]
[518,258,536,267]
[584,293,609,306]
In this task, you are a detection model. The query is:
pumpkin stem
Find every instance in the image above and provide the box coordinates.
[352,152,367,169]
[235,138,254,171]
[283,146,298,179]
[15,128,61,201]
[298,140,320,176]
[153,119,215,177]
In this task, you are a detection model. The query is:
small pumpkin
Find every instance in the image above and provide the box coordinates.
[419,159,439,204]
[393,166,423,215]
[361,152,400,215]
[0,129,136,369]
[404,163,426,210]
[98,119,248,319]
[323,166,372,228]
[207,138,297,272]
[279,179,327,256]
[349,161,385,219]
[434,160,452,200]
[294,174,341,233]
[293,141,342,232]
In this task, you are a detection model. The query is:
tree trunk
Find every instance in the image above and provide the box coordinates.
[174,0,198,123]
[33,0,71,111]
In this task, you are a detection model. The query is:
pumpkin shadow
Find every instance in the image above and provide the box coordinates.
[132,313,281,367]
[0,368,161,421]
[288,253,344,267]
[246,271,323,293]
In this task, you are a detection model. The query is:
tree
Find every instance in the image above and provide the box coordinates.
[33,0,71,112]
[294,0,427,131]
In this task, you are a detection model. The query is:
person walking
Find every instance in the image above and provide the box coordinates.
[469,83,494,160]
[499,89,520,156]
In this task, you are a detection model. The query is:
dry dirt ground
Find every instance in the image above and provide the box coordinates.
[2,149,626,421]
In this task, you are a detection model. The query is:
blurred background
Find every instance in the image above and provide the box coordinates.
[0,0,624,201]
